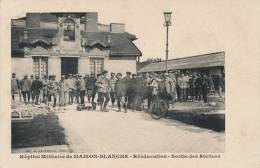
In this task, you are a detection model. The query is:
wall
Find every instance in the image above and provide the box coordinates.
[12,57,33,79]
[78,57,90,75]
[105,57,137,74]
[53,16,82,56]
[48,57,61,80]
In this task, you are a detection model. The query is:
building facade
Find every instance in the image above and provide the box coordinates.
[11,12,142,79]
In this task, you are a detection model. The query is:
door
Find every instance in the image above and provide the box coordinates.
[61,57,78,76]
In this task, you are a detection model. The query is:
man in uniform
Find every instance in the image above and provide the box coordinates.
[48,75,59,107]
[20,75,31,104]
[78,75,86,104]
[115,73,127,112]
[86,73,97,103]
[41,75,49,104]
[11,73,19,101]
[127,73,136,110]
[124,71,132,109]
[29,75,34,103]
[67,74,76,104]
[132,73,144,111]
[74,74,80,104]
[96,70,110,112]
[31,76,43,105]
[143,72,152,110]
[59,75,69,107]
[109,72,116,107]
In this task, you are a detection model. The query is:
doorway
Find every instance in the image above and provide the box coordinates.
[61,57,78,76]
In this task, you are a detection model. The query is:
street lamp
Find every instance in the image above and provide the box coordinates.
[163,12,172,73]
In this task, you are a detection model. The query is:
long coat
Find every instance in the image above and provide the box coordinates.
[11,78,19,94]
[20,78,31,92]
[31,79,43,91]
[115,78,127,97]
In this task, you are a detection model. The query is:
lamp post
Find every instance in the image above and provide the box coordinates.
[163,12,172,73]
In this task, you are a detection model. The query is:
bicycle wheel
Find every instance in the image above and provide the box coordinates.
[150,99,167,120]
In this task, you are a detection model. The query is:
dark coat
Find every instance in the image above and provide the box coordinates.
[115,78,127,97]
[31,80,43,91]
[132,77,144,96]
[86,77,97,90]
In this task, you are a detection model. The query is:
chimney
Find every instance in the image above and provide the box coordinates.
[26,13,41,28]
[85,12,98,32]
[110,23,125,33]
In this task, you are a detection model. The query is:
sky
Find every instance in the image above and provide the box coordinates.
[7,0,259,61]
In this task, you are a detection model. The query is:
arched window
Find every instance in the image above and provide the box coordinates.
[63,19,75,40]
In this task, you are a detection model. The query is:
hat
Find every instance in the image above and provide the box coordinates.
[126,71,131,75]
[102,70,108,74]
[61,75,65,78]
[164,72,169,76]
[35,76,39,79]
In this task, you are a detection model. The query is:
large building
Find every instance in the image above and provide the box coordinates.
[138,51,225,76]
[11,12,142,79]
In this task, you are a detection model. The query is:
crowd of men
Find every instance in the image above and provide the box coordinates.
[11,70,224,112]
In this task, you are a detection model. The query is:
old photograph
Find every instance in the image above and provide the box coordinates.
[11,12,225,153]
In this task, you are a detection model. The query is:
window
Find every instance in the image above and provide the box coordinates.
[63,19,75,41]
[33,57,48,78]
[90,58,104,75]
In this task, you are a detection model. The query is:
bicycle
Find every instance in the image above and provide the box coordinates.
[149,97,169,120]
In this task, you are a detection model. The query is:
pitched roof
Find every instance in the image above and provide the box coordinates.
[81,32,142,56]
[20,28,57,45]
[138,52,225,73]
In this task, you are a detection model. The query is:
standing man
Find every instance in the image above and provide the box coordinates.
[109,72,116,107]
[59,75,69,107]
[74,74,80,104]
[195,73,203,101]
[184,71,190,101]
[132,73,144,111]
[143,72,152,110]
[20,75,31,104]
[167,72,176,108]
[124,72,132,109]
[201,74,210,103]
[115,73,127,112]
[41,75,49,104]
[86,73,97,103]
[48,75,59,107]
[189,73,197,101]
[29,75,34,103]
[67,74,75,104]
[11,73,19,101]
[78,75,86,105]
[128,73,137,110]
[178,72,187,102]
[30,76,43,105]
[96,70,110,112]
